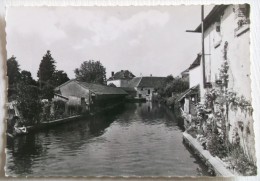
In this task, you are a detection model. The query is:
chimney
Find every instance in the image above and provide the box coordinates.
[111,71,114,77]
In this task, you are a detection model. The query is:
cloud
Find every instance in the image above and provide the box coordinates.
[6,6,212,79]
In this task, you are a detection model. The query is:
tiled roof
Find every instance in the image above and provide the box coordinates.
[127,77,142,88]
[138,77,166,88]
[127,76,166,88]
[189,54,201,70]
[77,81,128,95]
[121,87,136,93]
[108,70,135,81]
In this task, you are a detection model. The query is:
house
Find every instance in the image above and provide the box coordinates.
[178,54,202,125]
[107,70,135,87]
[178,53,203,112]
[127,76,166,101]
[180,68,189,82]
[54,80,128,113]
[181,4,255,161]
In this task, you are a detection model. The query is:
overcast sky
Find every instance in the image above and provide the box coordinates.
[6,5,213,79]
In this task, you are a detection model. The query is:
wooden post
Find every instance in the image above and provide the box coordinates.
[201,5,206,88]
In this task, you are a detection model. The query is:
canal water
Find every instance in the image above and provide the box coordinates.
[6,102,209,176]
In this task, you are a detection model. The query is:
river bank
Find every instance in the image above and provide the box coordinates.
[7,102,125,138]
[183,132,235,176]
[6,102,210,176]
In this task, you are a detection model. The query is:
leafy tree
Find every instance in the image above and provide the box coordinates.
[7,56,21,86]
[74,60,106,84]
[16,83,42,125]
[20,70,37,86]
[156,76,189,98]
[164,78,189,97]
[165,74,174,83]
[37,50,56,84]
[52,70,70,86]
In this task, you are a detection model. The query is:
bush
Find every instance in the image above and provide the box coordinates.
[206,133,228,158]
[53,100,66,118]
[227,144,257,175]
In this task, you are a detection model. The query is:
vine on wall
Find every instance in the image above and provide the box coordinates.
[186,41,256,175]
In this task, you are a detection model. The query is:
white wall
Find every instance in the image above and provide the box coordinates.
[107,80,121,87]
[107,79,130,87]
[189,65,206,101]
[136,87,154,100]
[203,5,255,161]
[204,5,251,100]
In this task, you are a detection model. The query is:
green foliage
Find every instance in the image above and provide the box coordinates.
[227,144,257,175]
[37,50,56,83]
[37,50,70,100]
[52,70,70,86]
[20,70,37,86]
[16,83,42,125]
[53,100,66,117]
[157,76,189,98]
[7,56,21,86]
[206,133,228,158]
[74,60,106,84]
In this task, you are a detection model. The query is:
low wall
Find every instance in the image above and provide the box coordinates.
[183,132,234,177]
[27,115,82,132]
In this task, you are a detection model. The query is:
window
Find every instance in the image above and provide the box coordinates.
[213,17,222,48]
[147,89,150,95]
[234,4,250,37]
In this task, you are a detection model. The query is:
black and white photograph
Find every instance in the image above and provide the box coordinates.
[4,3,257,177]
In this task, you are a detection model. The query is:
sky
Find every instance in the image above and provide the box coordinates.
[6,5,213,80]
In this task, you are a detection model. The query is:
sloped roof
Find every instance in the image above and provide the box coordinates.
[127,77,142,88]
[138,77,166,88]
[121,87,136,93]
[181,68,189,75]
[55,80,127,95]
[189,54,201,70]
[77,81,128,95]
[178,85,200,102]
[127,76,166,88]
[194,5,229,32]
[108,70,135,81]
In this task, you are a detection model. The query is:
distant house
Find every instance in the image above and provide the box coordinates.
[178,54,202,116]
[180,68,189,82]
[54,80,128,113]
[127,76,166,101]
[107,70,135,87]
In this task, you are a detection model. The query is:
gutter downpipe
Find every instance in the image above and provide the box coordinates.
[201,5,206,88]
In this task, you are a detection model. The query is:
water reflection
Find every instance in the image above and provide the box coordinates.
[6,102,209,176]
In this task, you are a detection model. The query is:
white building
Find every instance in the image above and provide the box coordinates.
[107,70,135,87]
[180,5,255,161]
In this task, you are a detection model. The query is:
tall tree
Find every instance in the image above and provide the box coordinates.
[74,60,106,84]
[7,56,21,86]
[37,50,56,84]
